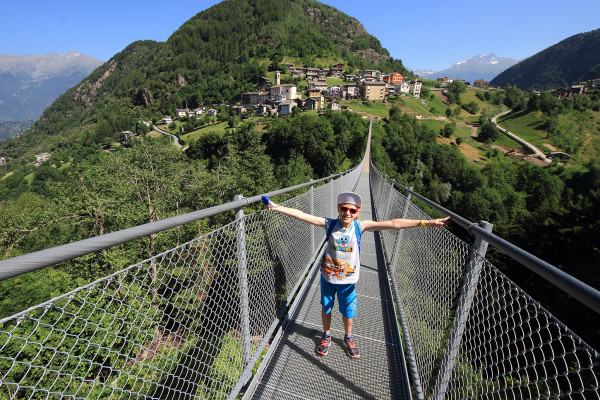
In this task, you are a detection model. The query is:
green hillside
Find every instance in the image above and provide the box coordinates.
[491,28,600,90]
[0,0,407,166]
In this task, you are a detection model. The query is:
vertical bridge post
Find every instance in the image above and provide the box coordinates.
[433,220,494,400]
[386,187,426,400]
[234,194,251,365]
[310,179,315,253]
[390,187,412,267]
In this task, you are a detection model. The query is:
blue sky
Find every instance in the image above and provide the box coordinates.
[2,0,599,72]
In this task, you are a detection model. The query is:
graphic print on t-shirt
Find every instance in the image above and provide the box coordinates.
[321,218,361,284]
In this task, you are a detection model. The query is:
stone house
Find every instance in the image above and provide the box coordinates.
[307,88,322,97]
[34,153,51,167]
[279,100,295,115]
[361,81,387,101]
[305,96,324,111]
[122,131,134,143]
[241,91,270,106]
[382,72,403,84]
[327,85,343,98]
[309,82,328,93]
[344,84,360,99]
[270,84,297,102]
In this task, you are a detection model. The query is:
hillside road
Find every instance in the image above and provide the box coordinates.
[492,111,551,163]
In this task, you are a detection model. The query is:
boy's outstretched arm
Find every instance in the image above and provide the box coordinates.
[362,216,450,232]
[265,201,326,227]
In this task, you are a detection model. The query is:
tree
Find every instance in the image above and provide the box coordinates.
[441,122,456,138]
[503,85,527,111]
[478,122,499,143]
[463,101,479,115]
[447,81,467,104]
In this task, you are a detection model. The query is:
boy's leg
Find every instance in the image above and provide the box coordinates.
[322,307,332,334]
[318,276,335,356]
[342,316,353,336]
[338,284,359,358]
[320,276,336,333]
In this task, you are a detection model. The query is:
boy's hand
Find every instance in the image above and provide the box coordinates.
[427,216,451,227]
[262,196,277,210]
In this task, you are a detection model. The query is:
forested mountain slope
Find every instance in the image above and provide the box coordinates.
[490,28,600,90]
[0,0,406,164]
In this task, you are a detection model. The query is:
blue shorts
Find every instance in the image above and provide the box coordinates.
[320,275,357,319]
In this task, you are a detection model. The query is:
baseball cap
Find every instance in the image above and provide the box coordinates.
[337,192,362,207]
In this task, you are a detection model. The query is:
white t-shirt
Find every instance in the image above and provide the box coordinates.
[321,218,362,285]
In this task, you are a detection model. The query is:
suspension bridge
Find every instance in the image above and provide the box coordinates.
[0,120,599,399]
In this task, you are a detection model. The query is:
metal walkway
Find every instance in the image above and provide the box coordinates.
[248,172,411,399]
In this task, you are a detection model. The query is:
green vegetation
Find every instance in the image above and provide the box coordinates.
[371,104,600,350]
[343,100,390,117]
[0,109,368,398]
[325,77,344,86]
[1,1,599,395]
[496,88,600,163]
[0,0,409,170]
[182,121,230,141]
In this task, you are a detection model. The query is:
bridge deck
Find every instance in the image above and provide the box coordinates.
[248,172,410,399]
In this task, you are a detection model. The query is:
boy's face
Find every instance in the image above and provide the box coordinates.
[338,203,360,223]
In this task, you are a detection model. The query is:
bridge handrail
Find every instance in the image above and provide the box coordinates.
[0,170,352,282]
[370,163,599,400]
[0,151,366,399]
[385,175,600,314]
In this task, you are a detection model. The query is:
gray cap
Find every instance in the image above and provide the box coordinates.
[337,192,362,207]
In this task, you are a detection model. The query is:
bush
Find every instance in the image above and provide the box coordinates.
[478,122,499,143]
[463,101,480,115]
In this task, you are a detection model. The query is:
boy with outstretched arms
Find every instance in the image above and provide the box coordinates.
[264,192,450,358]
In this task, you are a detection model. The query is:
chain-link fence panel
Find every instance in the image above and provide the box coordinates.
[0,159,365,400]
[370,165,600,400]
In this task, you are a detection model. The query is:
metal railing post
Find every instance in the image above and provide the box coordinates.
[383,185,426,400]
[382,182,394,221]
[390,187,412,267]
[433,220,493,400]
[310,180,315,253]
[331,179,335,216]
[234,194,252,365]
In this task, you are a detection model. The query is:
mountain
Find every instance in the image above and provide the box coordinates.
[0,52,103,124]
[0,0,407,161]
[0,120,34,142]
[490,28,600,91]
[416,54,518,84]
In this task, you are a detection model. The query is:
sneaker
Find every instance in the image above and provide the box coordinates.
[344,335,359,358]
[317,333,331,356]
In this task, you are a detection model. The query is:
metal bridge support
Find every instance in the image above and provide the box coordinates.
[235,194,252,365]
[310,180,315,253]
[387,188,427,400]
[390,187,412,268]
[433,220,494,400]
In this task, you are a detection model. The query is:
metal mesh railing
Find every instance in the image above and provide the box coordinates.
[370,164,600,400]
[0,160,364,399]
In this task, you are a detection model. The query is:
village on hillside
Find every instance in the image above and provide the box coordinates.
[6,61,600,169]
[160,63,423,123]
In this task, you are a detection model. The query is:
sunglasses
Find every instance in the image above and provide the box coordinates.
[340,206,358,214]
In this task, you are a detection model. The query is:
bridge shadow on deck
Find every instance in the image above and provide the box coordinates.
[248,173,410,400]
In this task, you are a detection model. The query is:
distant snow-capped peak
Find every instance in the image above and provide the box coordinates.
[452,54,499,68]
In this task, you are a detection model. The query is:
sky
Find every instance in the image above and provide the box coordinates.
[2,0,599,72]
